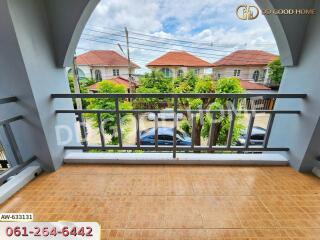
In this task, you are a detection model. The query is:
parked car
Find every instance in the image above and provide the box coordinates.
[147,108,184,121]
[139,127,191,146]
[236,127,266,146]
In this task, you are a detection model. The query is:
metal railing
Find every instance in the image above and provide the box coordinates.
[0,141,7,169]
[0,97,37,184]
[52,93,306,158]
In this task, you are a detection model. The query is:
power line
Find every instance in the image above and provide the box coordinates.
[81,34,227,58]
[79,37,277,63]
[83,28,236,53]
[86,24,277,48]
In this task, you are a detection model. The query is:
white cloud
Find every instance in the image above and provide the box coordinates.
[77,0,278,73]
[88,0,162,32]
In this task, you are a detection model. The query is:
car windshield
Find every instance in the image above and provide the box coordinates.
[177,130,188,139]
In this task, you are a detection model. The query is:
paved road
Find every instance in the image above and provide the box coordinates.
[85,113,269,146]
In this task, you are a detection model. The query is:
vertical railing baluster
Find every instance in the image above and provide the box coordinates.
[3,123,23,164]
[173,97,178,158]
[245,113,255,148]
[191,114,196,150]
[155,113,159,149]
[208,112,216,149]
[226,98,238,148]
[77,113,88,150]
[115,98,122,147]
[97,113,105,148]
[135,113,140,148]
[263,112,275,148]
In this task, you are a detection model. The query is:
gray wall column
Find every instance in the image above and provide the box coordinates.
[259,0,320,172]
[0,0,98,171]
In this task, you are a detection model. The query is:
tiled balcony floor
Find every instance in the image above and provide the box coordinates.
[1,164,319,239]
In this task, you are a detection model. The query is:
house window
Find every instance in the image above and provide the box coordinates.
[194,68,200,75]
[113,69,120,76]
[217,73,221,79]
[161,68,173,77]
[253,70,260,82]
[177,69,184,77]
[234,69,241,77]
[67,68,86,80]
[95,69,102,81]
[262,69,267,81]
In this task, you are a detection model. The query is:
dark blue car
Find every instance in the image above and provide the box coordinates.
[139,127,192,146]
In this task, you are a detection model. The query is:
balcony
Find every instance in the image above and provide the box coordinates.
[0,0,320,239]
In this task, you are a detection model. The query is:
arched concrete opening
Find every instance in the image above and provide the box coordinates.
[1,0,319,173]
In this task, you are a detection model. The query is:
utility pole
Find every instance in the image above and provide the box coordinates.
[72,56,83,110]
[125,27,134,93]
[72,55,87,147]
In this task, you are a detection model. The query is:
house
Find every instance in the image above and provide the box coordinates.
[88,76,138,93]
[146,51,212,77]
[213,50,278,91]
[74,50,140,81]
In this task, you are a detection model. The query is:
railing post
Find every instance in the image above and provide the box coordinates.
[191,114,197,150]
[155,113,159,150]
[3,123,23,164]
[97,113,105,148]
[208,112,216,149]
[2,123,23,165]
[173,97,178,159]
[226,98,238,148]
[115,98,122,148]
[77,113,88,150]
[135,113,140,148]
[245,113,255,148]
[263,113,275,148]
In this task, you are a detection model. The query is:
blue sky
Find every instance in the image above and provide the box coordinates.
[78,0,278,73]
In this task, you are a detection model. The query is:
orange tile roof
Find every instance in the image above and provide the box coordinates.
[76,50,140,68]
[213,50,278,67]
[88,77,137,91]
[147,51,212,67]
[240,80,271,90]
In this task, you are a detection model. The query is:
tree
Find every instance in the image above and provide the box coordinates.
[87,81,132,144]
[268,58,284,85]
[174,72,216,145]
[202,77,245,145]
[67,74,92,108]
[139,71,173,93]
[135,71,173,108]
[180,77,244,146]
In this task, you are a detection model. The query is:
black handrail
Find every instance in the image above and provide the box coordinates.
[0,97,18,104]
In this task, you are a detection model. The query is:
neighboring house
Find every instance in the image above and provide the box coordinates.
[88,76,138,93]
[212,50,278,91]
[146,51,212,77]
[72,50,140,81]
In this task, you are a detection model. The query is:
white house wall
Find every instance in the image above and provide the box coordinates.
[213,66,269,83]
[149,66,208,77]
[78,66,132,79]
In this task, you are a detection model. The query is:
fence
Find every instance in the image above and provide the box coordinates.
[53,93,306,158]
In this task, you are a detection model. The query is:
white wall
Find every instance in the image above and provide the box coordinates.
[213,66,269,83]
[79,66,136,80]
[149,66,209,77]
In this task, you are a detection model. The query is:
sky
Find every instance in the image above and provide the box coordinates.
[77,0,278,74]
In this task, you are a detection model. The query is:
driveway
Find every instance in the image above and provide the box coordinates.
[85,113,270,146]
